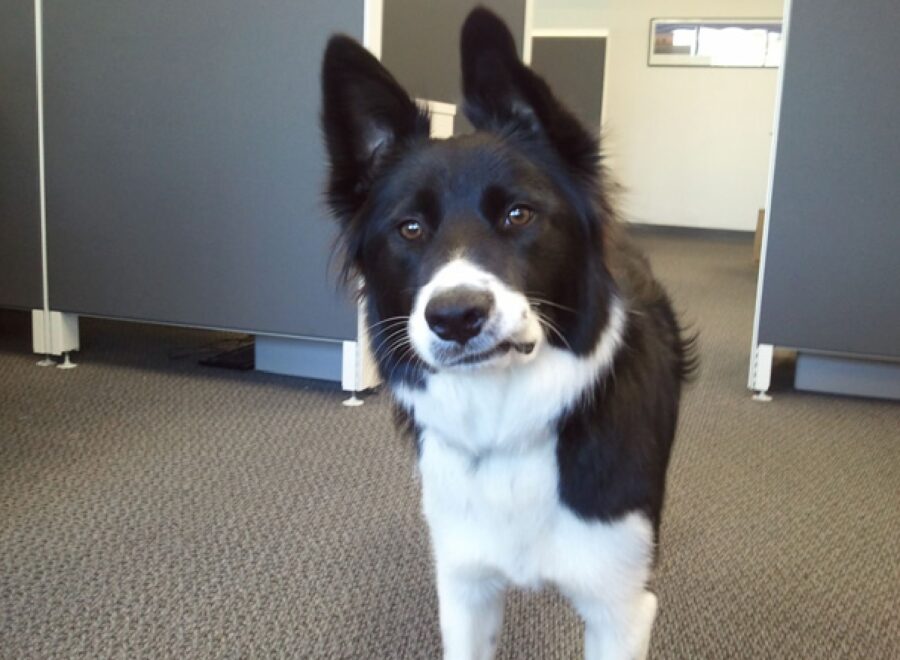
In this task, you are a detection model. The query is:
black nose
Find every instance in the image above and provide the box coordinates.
[424,288,494,345]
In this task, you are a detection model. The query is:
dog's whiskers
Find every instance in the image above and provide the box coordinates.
[526,295,577,314]
[536,311,573,352]
[367,315,410,332]
[371,325,411,358]
[380,334,410,364]
[387,342,417,384]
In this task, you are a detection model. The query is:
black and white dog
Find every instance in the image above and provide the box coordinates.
[321,8,694,660]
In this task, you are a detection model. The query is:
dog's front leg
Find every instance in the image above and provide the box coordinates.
[569,589,658,660]
[435,567,506,660]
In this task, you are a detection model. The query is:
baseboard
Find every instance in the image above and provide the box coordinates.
[255,335,343,383]
[624,222,754,242]
[795,353,900,401]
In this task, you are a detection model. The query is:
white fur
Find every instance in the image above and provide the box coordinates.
[397,265,627,453]
[394,261,658,660]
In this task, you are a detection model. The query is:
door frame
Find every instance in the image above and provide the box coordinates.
[524,27,611,131]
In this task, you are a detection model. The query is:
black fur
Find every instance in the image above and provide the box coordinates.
[320,8,695,529]
[557,227,695,532]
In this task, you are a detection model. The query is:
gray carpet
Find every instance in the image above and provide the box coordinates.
[1,231,898,659]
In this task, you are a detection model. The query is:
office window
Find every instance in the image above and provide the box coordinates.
[649,19,783,68]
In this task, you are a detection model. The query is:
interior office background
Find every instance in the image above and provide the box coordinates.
[535,0,782,233]
[1,0,898,658]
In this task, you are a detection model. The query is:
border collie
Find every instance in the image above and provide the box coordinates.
[321,8,694,659]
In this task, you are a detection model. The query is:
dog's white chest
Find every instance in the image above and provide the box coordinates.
[396,303,649,592]
[419,431,561,587]
[417,428,653,592]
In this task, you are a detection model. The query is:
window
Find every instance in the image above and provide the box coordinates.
[649,19,783,68]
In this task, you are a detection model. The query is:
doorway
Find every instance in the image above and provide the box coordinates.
[525,29,610,134]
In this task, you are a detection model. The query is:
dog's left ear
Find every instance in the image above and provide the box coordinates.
[321,35,430,221]
[460,8,598,180]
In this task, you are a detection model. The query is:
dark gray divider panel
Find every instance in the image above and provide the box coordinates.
[530,37,606,133]
[42,0,360,339]
[381,0,525,133]
[0,1,43,310]
[759,0,900,359]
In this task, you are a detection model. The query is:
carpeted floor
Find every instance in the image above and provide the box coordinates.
[1,231,898,659]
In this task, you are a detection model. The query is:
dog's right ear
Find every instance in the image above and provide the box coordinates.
[460,8,598,183]
[321,36,430,221]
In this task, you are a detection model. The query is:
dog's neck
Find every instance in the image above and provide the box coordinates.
[394,297,627,457]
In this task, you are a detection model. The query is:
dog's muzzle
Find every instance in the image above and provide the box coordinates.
[424,287,494,345]
[408,258,542,369]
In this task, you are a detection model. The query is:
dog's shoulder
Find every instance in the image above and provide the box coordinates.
[555,224,689,533]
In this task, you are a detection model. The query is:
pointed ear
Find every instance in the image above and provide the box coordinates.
[321,36,430,220]
[460,8,598,180]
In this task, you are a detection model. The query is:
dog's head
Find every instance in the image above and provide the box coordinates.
[321,8,614,386]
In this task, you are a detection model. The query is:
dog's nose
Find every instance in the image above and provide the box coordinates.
[425,288,494,345]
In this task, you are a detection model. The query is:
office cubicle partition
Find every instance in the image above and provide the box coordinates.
[750,0,900,399]
[2,0,375,386]
[1,0,527,389]
[0,1,43,311]
[41,0,360,340]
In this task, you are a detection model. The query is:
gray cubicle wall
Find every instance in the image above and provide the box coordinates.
[0,1,43,310]
[41,0,359,340]
[381,0,525,133]
[758,0,900,360]
[530,37,606,133]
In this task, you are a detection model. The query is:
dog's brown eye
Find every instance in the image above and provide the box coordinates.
[398,219,424,241]
[504,205,534,228]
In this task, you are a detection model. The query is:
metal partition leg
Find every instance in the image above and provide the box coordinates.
[749,343,774,401]
[32,310,80,368]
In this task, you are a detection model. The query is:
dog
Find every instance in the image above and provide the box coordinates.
[320,8,694,659]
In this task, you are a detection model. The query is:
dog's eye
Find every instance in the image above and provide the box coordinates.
[398,219,424,241]
[504,205,535,228]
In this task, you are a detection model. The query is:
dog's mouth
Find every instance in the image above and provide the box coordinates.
[443,340,535,368]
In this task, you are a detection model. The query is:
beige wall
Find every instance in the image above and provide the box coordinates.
[532,0,784,231]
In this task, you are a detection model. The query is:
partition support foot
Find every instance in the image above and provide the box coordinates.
[32,310,80,360]
[342,393,365,407]
[748,343,774,401]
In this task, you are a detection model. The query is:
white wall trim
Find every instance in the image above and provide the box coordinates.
[363,0,383,58]
[522,0,535,63]
[530,28,610,38]
[416,99,457,117]
[748,0,792,390]
[355,0,385,394]
[33,0,52,357]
